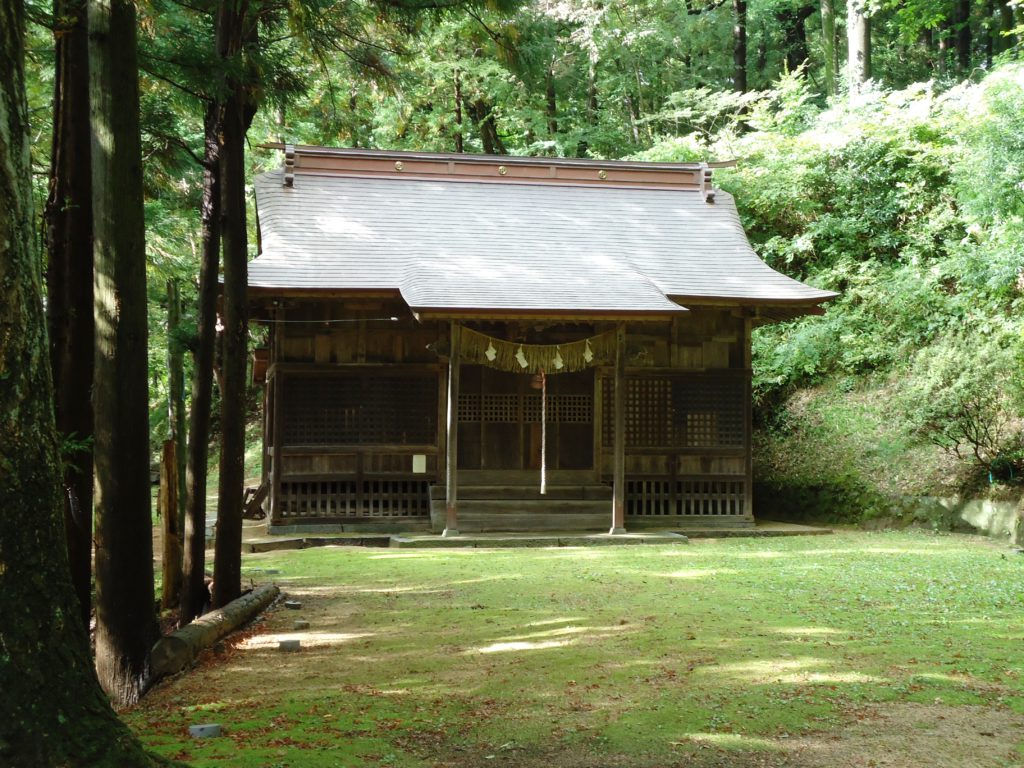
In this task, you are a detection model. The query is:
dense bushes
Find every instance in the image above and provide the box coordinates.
[644,63,1024,489]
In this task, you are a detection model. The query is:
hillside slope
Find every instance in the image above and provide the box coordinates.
[643,64,1024,521]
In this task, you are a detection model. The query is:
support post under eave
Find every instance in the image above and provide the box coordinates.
[269,310,284,529]
[443,322,461,537]
[610,322,627,534]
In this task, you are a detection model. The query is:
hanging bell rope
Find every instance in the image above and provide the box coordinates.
[460,326,615,374]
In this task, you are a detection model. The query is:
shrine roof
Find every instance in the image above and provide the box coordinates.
[248,146,836,318]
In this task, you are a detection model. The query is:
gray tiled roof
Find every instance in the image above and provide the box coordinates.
[250,169,835,313]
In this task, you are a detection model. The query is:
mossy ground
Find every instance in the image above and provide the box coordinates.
[128,531,1024,767]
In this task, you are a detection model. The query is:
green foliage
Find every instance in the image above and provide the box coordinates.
[897,334,1023,472]
[637,65,1024,487]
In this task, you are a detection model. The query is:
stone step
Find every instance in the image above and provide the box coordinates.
[429,497,611,532]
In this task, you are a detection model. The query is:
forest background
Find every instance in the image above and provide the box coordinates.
[23,0,1024,521]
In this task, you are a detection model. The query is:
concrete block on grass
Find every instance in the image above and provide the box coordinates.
[279,639,301,652]
[189,723,222,738]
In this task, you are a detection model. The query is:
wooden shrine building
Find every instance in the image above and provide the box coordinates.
[248,146,835,534]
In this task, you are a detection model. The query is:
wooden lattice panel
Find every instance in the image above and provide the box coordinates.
[459,393,482,422]
[279,479,430,517]
[603,372,745,449]
[460,393,593,424]
[524,394,593,423]
[625,478,745,516]
[282,375,438,446]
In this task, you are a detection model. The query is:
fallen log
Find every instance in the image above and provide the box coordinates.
[149,584,279,681]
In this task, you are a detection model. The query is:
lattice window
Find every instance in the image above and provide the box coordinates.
[523,394,593,423]
[282,375,437,446]
[279,479,430,518]
[481,394,520,423]
[461,393,594,424]
[672,376,744,448]
[625,478,745,516]
[685,413,717,447]
[459,393,481,422]
[603,373,745,449]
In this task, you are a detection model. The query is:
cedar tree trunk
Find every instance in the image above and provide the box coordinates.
[89,0,160,706]
[0,3,167,763]
[733,0,748,92]
[213,0,254,608]
[954,0,972,71]
[821,0,837,95]
[778,3,816,72]
[44,0,94,633]
[181,104,221,624]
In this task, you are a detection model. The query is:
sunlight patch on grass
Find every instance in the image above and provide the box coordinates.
[472,638,576,654]
[239,631,374,650]
[661,567,737,579]
[773,626,844,636]
[674,732,781,751]
[494,623,630,644]
[523,616,585,627]
[782,671,886,684]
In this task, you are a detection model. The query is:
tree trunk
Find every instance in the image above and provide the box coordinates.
[778,3,816,73]
[88,0,160,706]
[151,584,279,680]
[0,4,166,763]
[453,68,464,153]
[182,104,221,624]
[954,0,972,72]
[159,440,182,611]
[162,280,185,609]
[465,98,507,155]
[213,0,254,609]
[821,0,837,95]
[733,0,748,92]
[168,279,186,537]
[846,0,872,88]
[545,64,558,137]
[938,23,951,74]
[44,0,94,634]
[997,0,1016,53]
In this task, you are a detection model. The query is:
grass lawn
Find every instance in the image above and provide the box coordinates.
[127,530,1024,767]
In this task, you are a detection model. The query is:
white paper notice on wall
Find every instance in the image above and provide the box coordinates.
[412,454,427,474]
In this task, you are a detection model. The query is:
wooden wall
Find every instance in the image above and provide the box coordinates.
[258,301,752,526]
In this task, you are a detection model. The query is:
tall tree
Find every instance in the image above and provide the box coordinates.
[953,0,972,71]
[44,0,94,633]
[778,2,816,73]
[181,104,221,623]
[213,0,257,608]
[847,0,872,87]
[821,0,837,95]
[0,2,168,763]
[89,0,160,704]
[734,0,748,92]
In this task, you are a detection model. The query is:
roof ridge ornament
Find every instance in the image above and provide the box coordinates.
[701,164,715,203]
[283,144,295,187]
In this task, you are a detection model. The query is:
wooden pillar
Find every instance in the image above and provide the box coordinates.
[610,322,627,534]
[743,317,754,520]
[444,322,461,536]
[269,310,284,527]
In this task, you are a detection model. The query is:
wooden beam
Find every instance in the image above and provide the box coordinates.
[610,323,627,534]
[444,323,461,536]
